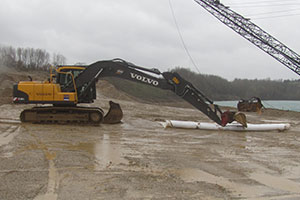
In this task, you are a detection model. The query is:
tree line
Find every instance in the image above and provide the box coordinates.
[171,67,300,100]
[107,67,300,101]
[1,45,299,100]
[0,45,66,70]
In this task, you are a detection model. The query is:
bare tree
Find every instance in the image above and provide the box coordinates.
[0,45,65,70]
[0,46,17,67]
[52,53,66,66]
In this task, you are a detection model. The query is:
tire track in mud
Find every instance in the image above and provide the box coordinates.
[34,159,59,200]
[174,167,300,199]
[21,128,60,200]
[0,124,20,148]
[0,117,20,125]
[249,172,300,196]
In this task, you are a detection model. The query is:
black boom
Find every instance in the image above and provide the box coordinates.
[66,59,223,125]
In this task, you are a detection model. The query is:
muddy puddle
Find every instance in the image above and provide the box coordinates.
[64,133,130,170]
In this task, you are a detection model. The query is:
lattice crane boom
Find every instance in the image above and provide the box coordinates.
[194,0,300,76]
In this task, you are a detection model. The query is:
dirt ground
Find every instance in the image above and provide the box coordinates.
[1,70,300,199]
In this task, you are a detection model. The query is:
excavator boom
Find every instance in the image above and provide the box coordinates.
[69,59,225,125]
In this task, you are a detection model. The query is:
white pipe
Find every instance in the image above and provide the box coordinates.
[160,120,290,132]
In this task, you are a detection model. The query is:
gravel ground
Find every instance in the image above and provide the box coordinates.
[1,92,300,200]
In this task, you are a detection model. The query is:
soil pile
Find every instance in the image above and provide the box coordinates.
[0,66,48,105]
[96,79,138,102]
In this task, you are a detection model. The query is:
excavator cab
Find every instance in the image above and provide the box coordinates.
[54,65,123,124]
[58,65,124,123]
[54,65,97,103]
[55,66,85,91]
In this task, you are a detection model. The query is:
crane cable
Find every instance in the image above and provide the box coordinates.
[168,0,201,74]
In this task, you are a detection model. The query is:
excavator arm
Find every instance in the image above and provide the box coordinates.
[65,58,239,126]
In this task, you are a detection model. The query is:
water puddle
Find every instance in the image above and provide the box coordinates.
[27,133,59,200]
[65,134,129,170]
[66,142,94,155]
[94,134,129,170]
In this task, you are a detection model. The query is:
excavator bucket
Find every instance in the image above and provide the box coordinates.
[221,111,247,127]
[103,101,123,124]
[234,112,247,128]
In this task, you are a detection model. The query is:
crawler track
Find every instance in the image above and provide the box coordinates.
[20,106,104,125]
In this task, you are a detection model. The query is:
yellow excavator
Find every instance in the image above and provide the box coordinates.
[13,63,122,124]
[13,58,247,126]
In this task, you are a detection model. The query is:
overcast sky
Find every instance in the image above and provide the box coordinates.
[1,0,300,80]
